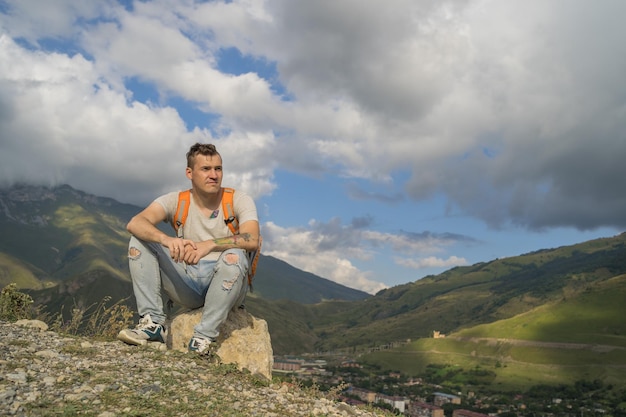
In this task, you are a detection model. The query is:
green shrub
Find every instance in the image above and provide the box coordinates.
[0,283,34,321]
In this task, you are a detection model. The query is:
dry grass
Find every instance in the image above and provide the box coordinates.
[1,283,134,339]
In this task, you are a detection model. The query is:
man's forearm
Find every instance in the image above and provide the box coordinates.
[127,215,169,244]
[211,233,257,252]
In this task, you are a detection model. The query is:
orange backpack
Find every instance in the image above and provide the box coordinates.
[172,187,262,290]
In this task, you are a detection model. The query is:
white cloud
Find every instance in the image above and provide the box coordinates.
[261,221,387,294]
[361,230,474,256]
[260,219,474,293]
[1,0,626,291]
[0,0,112,42]
[3,1,626,229]
[0,33,267,204]
[395,255,468,270]
[214,0,626,230]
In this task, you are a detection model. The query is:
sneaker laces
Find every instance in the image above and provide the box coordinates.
[136,315,159,331]
[193,337,213,353]
[189,337,219,358]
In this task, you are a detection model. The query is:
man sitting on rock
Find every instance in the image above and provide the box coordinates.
[118,143,259,355]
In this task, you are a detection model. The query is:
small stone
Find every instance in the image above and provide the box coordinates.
[35,349,59,358]
[0,388,16,402]
[42,376,56,385]
[15,319,49,331]
[6,372,27,383]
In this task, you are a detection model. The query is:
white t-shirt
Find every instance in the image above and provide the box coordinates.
[155,188,258,261]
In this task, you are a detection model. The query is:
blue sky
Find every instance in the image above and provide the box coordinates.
[1,0,624,294]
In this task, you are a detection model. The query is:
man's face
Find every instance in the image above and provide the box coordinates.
[186,154,223,194]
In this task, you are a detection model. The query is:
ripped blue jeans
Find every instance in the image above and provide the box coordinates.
[128,235,249,341]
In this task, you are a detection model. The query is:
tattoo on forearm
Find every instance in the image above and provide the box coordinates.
[213,233,252,246]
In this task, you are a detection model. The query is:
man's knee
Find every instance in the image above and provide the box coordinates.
[129,247,141,259]
[218,250,247,291]
[220,249,247,266]
[224,252,239,264]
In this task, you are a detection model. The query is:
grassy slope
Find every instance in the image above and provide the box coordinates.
[245,296,365,355]
[3,185,626,388]
[47,204,129,280]
[455,274,626,346]
[0,204,129,282]
[245,296,320,355]
[0,185,368,355]
[310,233,626,351]
[0,253,53,289]
[363,337,626,391]
[359,273,626,391]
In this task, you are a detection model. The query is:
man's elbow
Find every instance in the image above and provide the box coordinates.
[126,216,138,234]
[239,232,259,251]
[250,233,261,251]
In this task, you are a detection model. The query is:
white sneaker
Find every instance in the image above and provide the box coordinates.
[188,336,217,356]
[117,314,167,346]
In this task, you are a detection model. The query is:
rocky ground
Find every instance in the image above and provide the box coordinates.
[0,320,391,417]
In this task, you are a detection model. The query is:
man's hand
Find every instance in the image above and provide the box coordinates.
[182,240,215,265]
[161,236,196,263]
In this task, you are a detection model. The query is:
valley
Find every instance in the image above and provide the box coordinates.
[1,183,626,413]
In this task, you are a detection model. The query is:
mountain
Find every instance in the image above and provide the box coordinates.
[252,255,369,303]
[353,244,626,390]
[2,182,626,384]
[0,184,137,282]
[305,232,626,351]
[274,232,625,391]
[0,184,369,304]
[0,184,372,355]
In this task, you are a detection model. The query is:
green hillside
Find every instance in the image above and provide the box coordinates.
[0,184,369,354]
[361,335,626,392]
[356,269,626,392]
[455,274,626,346]
[308,233,626,352]
[2,183,626,386]
[0,253,53,289]
[0,185,136,278]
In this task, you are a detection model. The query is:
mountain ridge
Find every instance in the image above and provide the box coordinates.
[1,183,625,371]
[0,183,370,304]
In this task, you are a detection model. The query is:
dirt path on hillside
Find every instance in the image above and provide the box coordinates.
[448,337,625,352]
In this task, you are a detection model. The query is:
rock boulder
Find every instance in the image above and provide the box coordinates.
[166,307,273,380]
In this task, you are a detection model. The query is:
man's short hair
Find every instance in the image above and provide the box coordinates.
[186,143,220,168]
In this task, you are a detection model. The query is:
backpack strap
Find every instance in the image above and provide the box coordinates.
[247,235,262,291]
[174,188,237,237]
[173,189,191,238]
[221,187,238,234]
[220,187,261,290]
